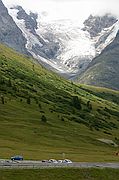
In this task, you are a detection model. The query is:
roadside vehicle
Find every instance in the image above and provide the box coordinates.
[57,160,63,163]
[62,159,72,163]
[11,155,23,161]
[48,159,58,163]
[42,160,48,163]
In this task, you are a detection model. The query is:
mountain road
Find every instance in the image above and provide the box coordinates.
[0,159,119,169]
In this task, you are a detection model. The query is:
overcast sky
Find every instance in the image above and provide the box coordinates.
[3,0,119,24]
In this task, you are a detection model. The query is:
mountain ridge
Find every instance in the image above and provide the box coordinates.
[77,30,119,90]
[0,0,29,55]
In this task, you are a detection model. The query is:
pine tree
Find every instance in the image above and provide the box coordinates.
[8,79,12,87]
[87,101,92,110]
[27,97,31,104]
[72,96,82,110]
[1,95,5,104]
[41,115,47,123]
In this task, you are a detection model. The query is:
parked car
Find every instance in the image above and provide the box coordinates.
[62,159,72,163]
[57,160,63,163]
[48,159,58,163]
[11,155,23,161]
[42,160,48,163]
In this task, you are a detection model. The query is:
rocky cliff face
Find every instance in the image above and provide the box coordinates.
[82,14,119,56]
[9,5,60,60]
[0,0,29,55]
[14,6,38,35]
[83,14,117,37]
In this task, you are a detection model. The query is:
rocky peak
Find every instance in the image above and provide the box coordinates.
[0,0,29,55]
[8,5,60,60]
[11,6,38,34]
[0,0,6,12]
[83,14,118,37]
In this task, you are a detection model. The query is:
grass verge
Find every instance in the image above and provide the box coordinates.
[0,168,119,180]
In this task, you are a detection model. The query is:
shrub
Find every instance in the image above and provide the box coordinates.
[72,96,82,110]
[38,103,42,109]
[8,79,12,87]
[87,101,92,110]
[1,95,5,104]
[41,115,47,123]
[61,117,65,121]
[27,97,31,104]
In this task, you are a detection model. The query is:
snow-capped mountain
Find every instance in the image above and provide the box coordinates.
[77,30,119,90]
[1,0,119,78]
[83,14,119,55]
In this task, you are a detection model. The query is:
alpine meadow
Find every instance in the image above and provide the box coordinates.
[0,44,119,162]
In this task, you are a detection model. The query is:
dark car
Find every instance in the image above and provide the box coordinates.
[11,155,23,161]
[42,160,48,163]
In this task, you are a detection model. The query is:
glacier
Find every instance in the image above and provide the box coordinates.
[6,5,119,78]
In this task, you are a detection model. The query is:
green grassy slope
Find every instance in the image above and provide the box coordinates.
[0,44,119,162]
[1,168,119,180]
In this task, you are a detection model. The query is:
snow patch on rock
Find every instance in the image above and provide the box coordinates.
[7,8,43,55]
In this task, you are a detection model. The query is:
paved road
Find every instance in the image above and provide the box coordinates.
[0,159,119,169]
